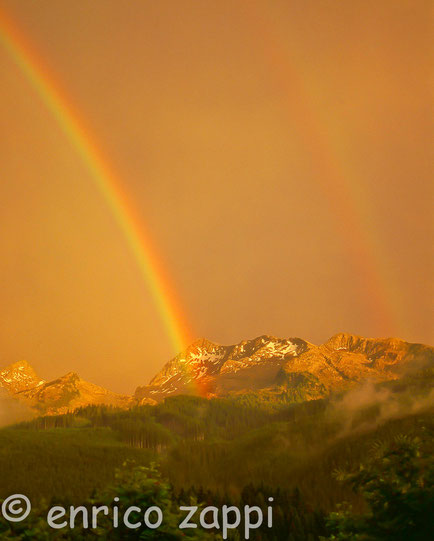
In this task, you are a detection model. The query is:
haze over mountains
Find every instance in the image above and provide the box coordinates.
[1,333,433,419]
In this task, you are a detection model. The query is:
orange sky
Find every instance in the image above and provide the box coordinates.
[0,0,432,393]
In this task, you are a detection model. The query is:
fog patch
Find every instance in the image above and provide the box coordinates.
[0,389,34,427]
[331,379,434,438]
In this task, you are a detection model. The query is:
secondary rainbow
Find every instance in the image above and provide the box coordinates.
[242,1,405,337]
[0,8,191,355]
[1,4,406,347]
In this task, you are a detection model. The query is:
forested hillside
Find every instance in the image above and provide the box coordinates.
[0,365,432,539]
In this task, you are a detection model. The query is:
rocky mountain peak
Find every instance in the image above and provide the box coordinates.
[8,360,32,370]
[16,369,131,416]
[0,360,44,394]
[58,372,81,383]
[1,362,131,417]
[324,333,405,352]
[186,338,221,352]
[136,333,434,403]
[3,333,433,418]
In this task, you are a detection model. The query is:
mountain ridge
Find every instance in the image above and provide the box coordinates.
[135,332,434,403]
[2,332,433,417]
[0,363,131,416]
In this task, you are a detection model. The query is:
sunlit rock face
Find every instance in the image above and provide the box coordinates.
[2,333,433,416]
[0,362,131,416]
[0,360,44,394]
[135,333,434,403]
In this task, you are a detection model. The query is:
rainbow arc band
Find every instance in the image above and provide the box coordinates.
[240,0,403,336]
[0,8,191,355]
[1,4,405,344]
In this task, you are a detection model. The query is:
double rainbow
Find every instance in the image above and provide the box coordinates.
[1,4,404,349]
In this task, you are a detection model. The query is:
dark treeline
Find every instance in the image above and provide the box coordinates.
[0,461,328,540]
[6,366,434,512]
[174,483,327,540]
[0,437,431,540]
[19,396,274,443]
[0,367,432,538]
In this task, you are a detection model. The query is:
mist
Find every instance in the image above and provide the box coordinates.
[0,390,34,427]
[331,377,434,438]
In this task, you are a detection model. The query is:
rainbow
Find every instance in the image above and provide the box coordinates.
[0,4,406,353]
[0,7,192,355]
[240,1,405,337]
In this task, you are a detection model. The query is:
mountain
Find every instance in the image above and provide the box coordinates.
[16,372,132,415]
[135,336,310,403]
[0,360,45,394]
[135,333,434,403]
[2,333,433,416]
[0,361,131,416]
